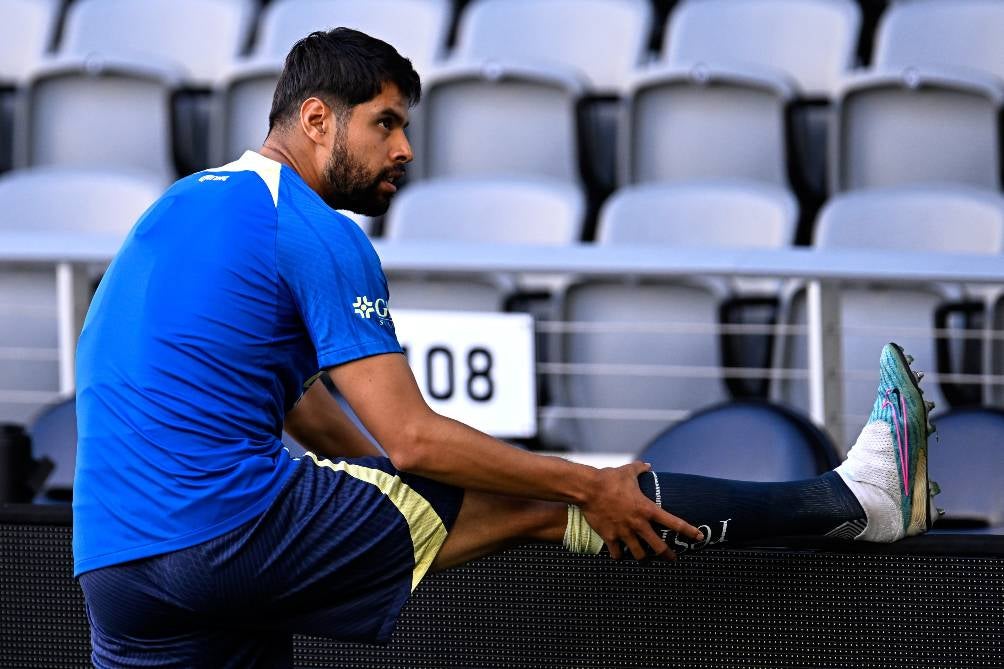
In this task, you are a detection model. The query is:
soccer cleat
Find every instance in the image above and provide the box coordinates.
[835,343,938,542]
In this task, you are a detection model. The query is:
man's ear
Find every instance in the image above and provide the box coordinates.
[299,97,332,146]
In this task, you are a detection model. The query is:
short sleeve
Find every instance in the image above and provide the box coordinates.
[276,204,402,369]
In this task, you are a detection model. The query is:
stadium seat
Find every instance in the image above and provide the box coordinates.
[14,56,184,179]
[416,62,585,184]
[27,396,76,501]
[214,0,451,166]
[452,0,651,193]
[637,400,839,480]
[773,186,1004,441]
[383,177,585,311]
[60,0,257,87]
[661,0,861,99]
[556,181,798,453]
[15,0,258,177]
[832,0,1004,191]
[254,0,450,76]
[454,0,653,94]
[0,168,163,425]
[927,407,1004,532]
[0,0,62,173]
[657,0,861,194]
[620,65,795,186]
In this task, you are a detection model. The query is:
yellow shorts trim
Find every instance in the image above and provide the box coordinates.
[304,452,449,591]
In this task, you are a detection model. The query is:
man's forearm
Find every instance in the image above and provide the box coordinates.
[387,413,601,506]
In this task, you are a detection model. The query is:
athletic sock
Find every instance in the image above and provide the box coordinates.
[561,470,866,556]
[636,470,866,553]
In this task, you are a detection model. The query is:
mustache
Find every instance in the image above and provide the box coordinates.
[380,167,406,183]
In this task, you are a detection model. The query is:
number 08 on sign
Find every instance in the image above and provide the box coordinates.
[392,309,537,438]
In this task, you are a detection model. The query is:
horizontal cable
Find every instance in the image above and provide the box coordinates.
[0,389,60,403]
[538,362,808,380]
[0,347,59,361]
[539,406,691,422]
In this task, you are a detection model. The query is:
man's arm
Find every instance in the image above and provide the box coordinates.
[284,375,382,459]
[328,352,704,559]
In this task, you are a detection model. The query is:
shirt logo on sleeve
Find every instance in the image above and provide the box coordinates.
[352,296,375,318]
[352,296,394,327]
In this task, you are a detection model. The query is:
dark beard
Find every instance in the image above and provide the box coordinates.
[321,138,394,217]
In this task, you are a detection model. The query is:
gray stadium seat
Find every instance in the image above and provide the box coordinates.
[214,0,451,166]
[657,0,861,193]
[620,65,795,186]
[15,56,183,179]
[0,0,61,85]
[662,0,861,99]
[416,62,585,184]
[638,401,839,481]
[0,168,163,425]
[0,0,62,172]
[773,186,1004,441]
[255,0,450,76]
[927,407,1004,532]
[454,0,653,94]
[832,0,1004,191]
[556,181,798,453]
[60,0,257,87]
[384,177,585,311]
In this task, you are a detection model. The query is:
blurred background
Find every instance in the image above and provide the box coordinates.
[1,0,1003,532]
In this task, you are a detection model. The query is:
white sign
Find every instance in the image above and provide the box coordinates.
[392,309,537,438]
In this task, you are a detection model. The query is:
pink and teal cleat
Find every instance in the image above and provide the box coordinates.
[836,343,941,542]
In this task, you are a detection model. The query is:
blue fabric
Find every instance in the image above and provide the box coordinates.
[73,152,403,576]
[79,456,465,668]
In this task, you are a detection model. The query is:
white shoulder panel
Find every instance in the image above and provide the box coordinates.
[208,150,282,207]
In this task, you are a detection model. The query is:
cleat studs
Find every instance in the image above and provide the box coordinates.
[929,481,941,497]
[925,400,936,413]
[927,422,937,436]
[906,354,915,364]
[937,508,946,518]
[915,371,925,382]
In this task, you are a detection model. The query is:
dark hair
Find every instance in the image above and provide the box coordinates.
[267,27,421,133]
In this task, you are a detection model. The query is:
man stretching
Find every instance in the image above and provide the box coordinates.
[73,28,938,668]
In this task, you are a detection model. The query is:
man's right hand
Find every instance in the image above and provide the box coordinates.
[580,462,704,560]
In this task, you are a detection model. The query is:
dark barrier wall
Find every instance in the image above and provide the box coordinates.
[2,504,1003,668]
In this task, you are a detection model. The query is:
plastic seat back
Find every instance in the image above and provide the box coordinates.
[27,396,76,500]
[664,0,860,98]
[61,0,257,85]
[875,0,1004,80]
[0,0,61,84]
[928,407,1004,528]
[638,401,838,480]
[256,0,450,77]
[386,177,584,245]
[455,0,652,92]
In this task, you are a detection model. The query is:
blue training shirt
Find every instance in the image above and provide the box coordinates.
[73,151,402,576]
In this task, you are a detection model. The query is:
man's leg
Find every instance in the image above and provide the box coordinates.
[431,343,938,565]
[431,493,567,571]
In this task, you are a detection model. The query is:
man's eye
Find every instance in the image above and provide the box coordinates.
[378,119,392,130]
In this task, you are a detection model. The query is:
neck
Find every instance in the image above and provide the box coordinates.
[259,136,325,197]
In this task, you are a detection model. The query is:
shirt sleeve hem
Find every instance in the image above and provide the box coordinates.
[317,339,403,369]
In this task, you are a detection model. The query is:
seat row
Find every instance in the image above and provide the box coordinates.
[3,169,1004,452]
[20,393,1004,534]
[2,0,1003,203]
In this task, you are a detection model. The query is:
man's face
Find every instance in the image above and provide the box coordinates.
[321,82,413,216]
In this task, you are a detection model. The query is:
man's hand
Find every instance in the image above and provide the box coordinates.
[580,462,704,560]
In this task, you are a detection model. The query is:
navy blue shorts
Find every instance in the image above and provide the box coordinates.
[78,453,465,668]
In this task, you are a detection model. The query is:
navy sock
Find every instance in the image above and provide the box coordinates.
[637,470,866,553]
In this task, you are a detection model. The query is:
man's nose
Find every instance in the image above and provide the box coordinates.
[392,131,413,164]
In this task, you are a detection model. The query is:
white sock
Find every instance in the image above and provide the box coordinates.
[835,422,905,542]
